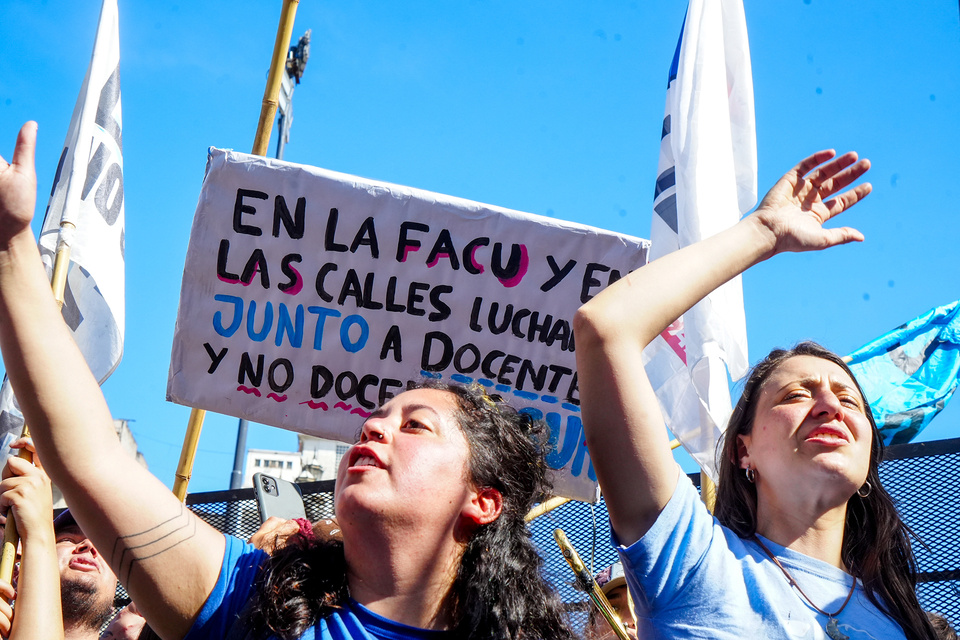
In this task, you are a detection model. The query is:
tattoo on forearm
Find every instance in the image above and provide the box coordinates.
[110,503,198,584]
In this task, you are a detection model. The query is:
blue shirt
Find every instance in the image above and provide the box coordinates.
[617,470,906,640]
[186,535,455,640]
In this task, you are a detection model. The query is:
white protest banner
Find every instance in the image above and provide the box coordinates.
[168,149,648,500]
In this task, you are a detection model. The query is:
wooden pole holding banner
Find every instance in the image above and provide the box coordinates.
[172,408,206,501]
[253,0,300,157]
[525,495,571,523]
[0,223,75,584]
[171,0,301,501]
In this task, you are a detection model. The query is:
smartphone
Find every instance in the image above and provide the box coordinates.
[253,472,306,523]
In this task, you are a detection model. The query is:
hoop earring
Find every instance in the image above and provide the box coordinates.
[745,467,756,484]
[857,481,872,498]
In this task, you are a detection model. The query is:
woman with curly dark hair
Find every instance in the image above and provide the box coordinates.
[0,123,575,640]
[575,148,938,639]
[240,381,576,640]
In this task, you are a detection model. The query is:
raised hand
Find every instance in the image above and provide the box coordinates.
[0,123,39,248]
[753,149,872,256]
[0,439,53,544]
[0,438,62,640]
[0,580,14,638]
[248,517,301,555]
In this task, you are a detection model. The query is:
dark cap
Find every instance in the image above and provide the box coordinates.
[594,561,627,596]
[53,509,81,535]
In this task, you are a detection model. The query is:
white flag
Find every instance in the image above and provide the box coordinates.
[643,0,757,480]
[0,0,125,452]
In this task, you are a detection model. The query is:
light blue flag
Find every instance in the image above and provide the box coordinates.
[847,301,960,445]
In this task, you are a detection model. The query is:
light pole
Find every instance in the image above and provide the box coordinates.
[276,29,311,161]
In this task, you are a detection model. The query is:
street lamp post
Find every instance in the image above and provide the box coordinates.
[276,29,311,161]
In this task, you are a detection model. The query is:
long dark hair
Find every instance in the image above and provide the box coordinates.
[248,380,575,640]
[715,342,936,640]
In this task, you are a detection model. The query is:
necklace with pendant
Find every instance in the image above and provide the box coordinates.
[752,536,857,640]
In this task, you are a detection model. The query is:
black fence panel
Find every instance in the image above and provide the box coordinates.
[185,480,336,541]
[880,439,960,625]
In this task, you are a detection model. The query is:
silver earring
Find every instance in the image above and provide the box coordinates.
[857,481,872,498]
[745,467,756,483]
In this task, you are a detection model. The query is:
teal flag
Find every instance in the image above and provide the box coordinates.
[847,301,960,445]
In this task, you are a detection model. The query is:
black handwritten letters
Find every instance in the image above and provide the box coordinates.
[203,186,630,468]
[173,156,648,494]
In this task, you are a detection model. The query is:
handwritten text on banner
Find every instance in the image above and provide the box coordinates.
[168,149,649,501]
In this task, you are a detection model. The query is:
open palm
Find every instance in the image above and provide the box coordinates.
[755,149,872,256]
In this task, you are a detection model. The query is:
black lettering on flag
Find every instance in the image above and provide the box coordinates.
[95,64,123,150]
[60,281,84,332]
[82,142,110,201]
[653,166,678,234]
[95,162,123,225]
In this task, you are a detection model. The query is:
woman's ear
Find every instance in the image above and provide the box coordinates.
[463,487,503,526]
[736,434,751,469]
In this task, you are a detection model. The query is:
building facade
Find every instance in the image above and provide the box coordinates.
[242,435,349,487]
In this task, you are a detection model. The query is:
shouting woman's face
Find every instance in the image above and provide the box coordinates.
[739,355,873,504]
[335,388,482,533]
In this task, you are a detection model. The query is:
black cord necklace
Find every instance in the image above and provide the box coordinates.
[752,535,858,640]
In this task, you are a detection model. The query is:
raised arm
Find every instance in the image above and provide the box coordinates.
[0,123,225,639]
[574,150,871,545]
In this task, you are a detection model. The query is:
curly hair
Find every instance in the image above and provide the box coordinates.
[247,380,575,640]
[714,341,937,640]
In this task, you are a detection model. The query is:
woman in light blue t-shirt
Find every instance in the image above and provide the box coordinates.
[575,150,938,640]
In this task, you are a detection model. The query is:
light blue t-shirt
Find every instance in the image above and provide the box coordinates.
[185,535,455,640]
[617,471,906,640]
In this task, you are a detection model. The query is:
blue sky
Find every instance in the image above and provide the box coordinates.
[1,1,958,492]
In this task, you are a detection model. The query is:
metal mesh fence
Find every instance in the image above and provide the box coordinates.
[881,439,960,626]
[185,480,336,540]
[168,439,960,632]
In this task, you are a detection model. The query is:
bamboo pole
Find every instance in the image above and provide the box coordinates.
[0,438,33,585]
[172,408,206,501]
[525,495,570,523]
[48,223,75,307]
[700,472,716,513]
[554,529,631,640]
[171,0,300,501]
[0,225,75,584]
